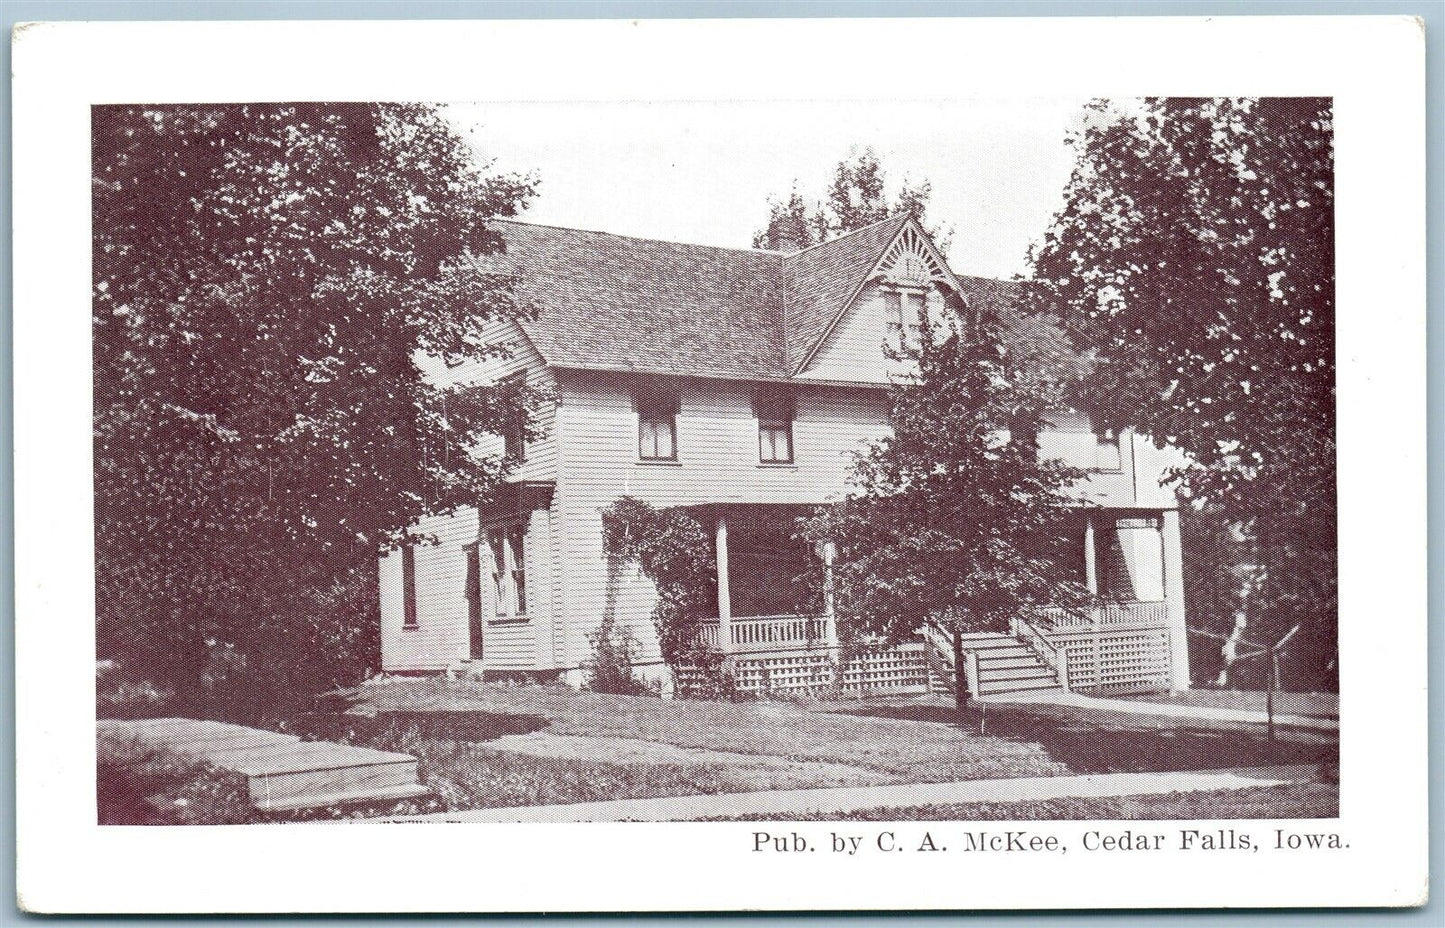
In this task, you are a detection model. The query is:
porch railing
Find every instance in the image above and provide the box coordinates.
[694,614,830,653]
[1038,600,1168,631]
[1011,615,1070,691]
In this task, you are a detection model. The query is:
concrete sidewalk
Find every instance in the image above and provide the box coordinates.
[370,764,1319,823]
[987,691,1339,732]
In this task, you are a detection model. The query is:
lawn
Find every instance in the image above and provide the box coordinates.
[703,782,1341,822]
[99,678,1339,823]
[341,678,1074,782]
[330,679,1337,813]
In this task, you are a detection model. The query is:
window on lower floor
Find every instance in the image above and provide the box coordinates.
[509,526,527,616]
[486,525,528,620]
[401,542,418,629]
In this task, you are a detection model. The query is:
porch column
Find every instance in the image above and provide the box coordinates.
[1083,513,1098,595]
[821,541,838,649]
[715,515,733,662]
[1161,509,1190,690]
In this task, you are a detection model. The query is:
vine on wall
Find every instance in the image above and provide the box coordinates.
[599,497,716,668]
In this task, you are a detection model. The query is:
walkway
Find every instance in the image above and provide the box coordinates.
[985,691,1339,732]
[98,718,430,811]
[375,763,1318,823]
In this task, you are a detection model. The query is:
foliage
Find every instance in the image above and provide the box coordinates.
[1031,98,1337,680]
[97,736,256,825]
[582,616,659,697]
[804,298,1092,704]
[599,497,716,666]
[93,103,539,702]
[753,148,945,250]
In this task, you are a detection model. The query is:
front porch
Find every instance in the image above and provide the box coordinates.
[680,505,1185,698]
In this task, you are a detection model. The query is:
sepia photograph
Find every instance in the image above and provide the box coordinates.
[92,95,1339,825]
[12,14,1426,914]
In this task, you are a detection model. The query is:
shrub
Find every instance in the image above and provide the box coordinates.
[583,616,658,697]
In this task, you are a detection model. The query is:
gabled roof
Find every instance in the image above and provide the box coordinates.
[780,213,911,373]
[484,221,788,380]
[478,217,1028,383]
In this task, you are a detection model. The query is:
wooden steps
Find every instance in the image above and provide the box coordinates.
[99,718,430,812]
[924,630,1065,699]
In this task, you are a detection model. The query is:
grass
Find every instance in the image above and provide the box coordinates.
[341,678,1074,782]
[99,678,1339,823]
[97,734,255,825]
[703,782,1341,822]
[1123,689,1338,719]
[831,697,1338,775]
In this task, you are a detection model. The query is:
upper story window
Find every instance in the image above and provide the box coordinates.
[635,388,679,461]
[754,388,795,464]
[1095,427,1123,472]
[500,373,526,462]
[884,289,925,353]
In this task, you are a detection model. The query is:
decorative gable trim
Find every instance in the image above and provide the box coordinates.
[792,217,966,375]
[878,222,961,290]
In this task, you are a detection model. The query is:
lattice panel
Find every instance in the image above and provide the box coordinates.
[1051,627,1172,694]
[674,645,930,697]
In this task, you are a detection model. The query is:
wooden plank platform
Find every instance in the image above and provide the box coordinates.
[99,718,430,811]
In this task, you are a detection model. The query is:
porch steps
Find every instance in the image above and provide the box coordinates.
[98,718,431,812]
[930,631,1064,699]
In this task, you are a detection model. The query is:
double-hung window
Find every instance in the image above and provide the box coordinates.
[500,373,526,462]
[636,388,679,461]
[401,541,418,629]
[884,289,925,352]
[755,389,794,464]
[486,526,527,620]
[508,527,527,616]
[1095,427,1123,471]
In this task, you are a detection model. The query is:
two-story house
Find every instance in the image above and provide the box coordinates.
[378,214,1190,698]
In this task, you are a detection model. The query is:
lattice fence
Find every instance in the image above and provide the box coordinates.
[674,644,929,697]
[1049,624,1172,694]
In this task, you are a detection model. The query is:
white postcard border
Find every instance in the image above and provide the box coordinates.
[12,15,1427,913]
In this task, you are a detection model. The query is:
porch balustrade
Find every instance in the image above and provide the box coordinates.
[695,614,831,654]
[1039,600,1168,631]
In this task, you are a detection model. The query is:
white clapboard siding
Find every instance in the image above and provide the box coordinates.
[380,320,555,674]
[419,318,558,483]
[796,282,946,385]
[382,507,478,672]
[552,370,891,670]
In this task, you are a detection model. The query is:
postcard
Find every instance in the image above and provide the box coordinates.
[12,14,1426,913]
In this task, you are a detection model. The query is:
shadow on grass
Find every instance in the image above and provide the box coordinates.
[830,701,1339,776]
[285,710,549,744]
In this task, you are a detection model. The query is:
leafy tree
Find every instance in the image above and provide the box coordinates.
[752,186,827,251]
[1031,97,1336,687]
[805,299,1091,709]
[754,148,944,250]
[93,103,539,710]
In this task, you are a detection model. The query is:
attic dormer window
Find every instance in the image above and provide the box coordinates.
[885,289,925,353]
[636,388,679,461]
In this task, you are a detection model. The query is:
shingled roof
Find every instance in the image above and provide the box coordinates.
[482,216,1028,382]
[780,213,912,372]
